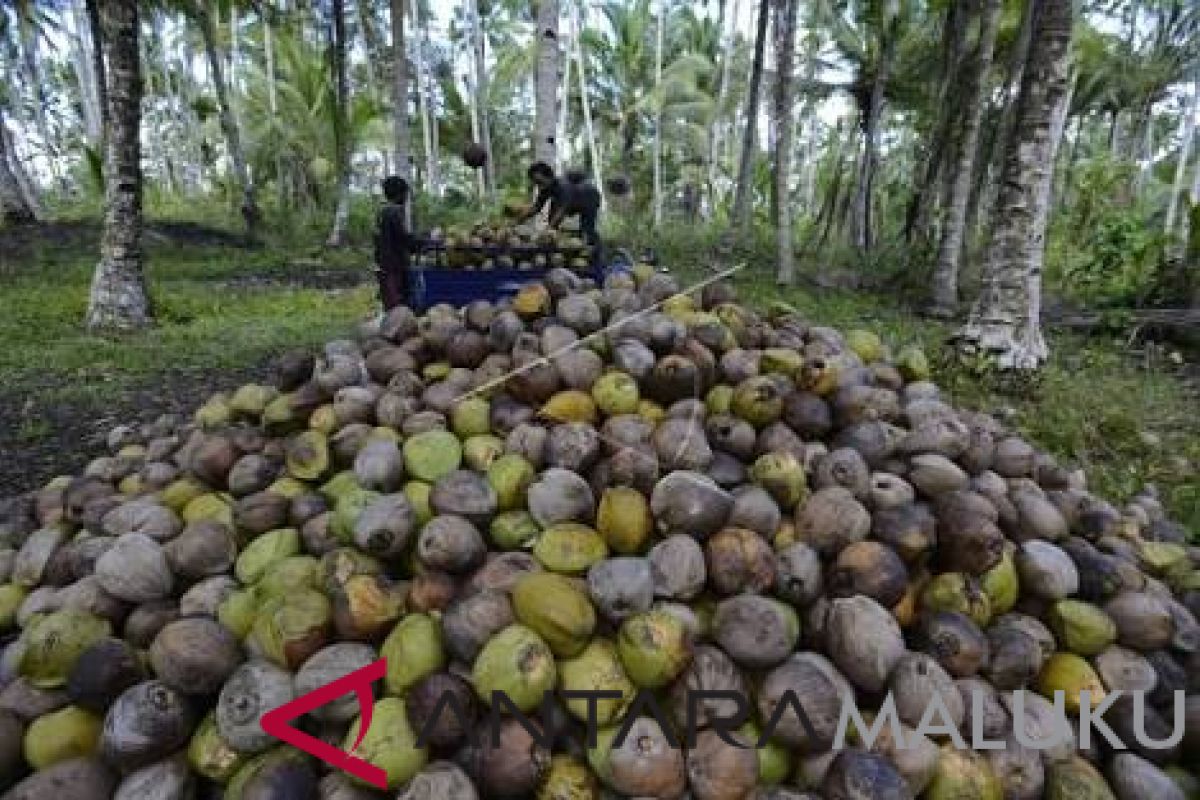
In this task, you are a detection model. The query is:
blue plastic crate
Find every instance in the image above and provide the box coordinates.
[409,262,632,312]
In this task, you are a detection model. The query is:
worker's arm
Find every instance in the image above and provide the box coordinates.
[520,185,553,222]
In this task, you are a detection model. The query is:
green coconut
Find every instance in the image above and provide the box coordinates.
[925,746,1002,800]
[183,493,234,527]
[592,372,640,416]
[451,398,492,439]
[538,754,601,800]
[1047,599,1117,656]
[896,345,931,381]
[921,572,992,627]
[20,608,112,688]
[235,528,301,585]
[1037,653,1106,714]
[329,487,381,543]
[490,509,542,550]
[23,705,102,769]
[0,584,27,631]
[403,430,464,483]
[250,589,332,669]
[257,555,321,600]
[706,385,734,415]
[320,470,361,502]
[1045,757,1117,800]
[616,610,692,688]
[596,487,653,555]
[463,435,505,471]
[487,454,537,511]
[557,639,635,726]
[533,524,609,575]
[731,376,783,428]
[750,452,808,508]
[344,697,429,790]
[760,348,804,377]
[738,722,792,785]
[286,431,329,481]
[218,588,259,639]
[846,330,885,363]
[382,613,446,694]
[981,548,1020,616]
[188,711,247,783]
[225,747,315,799]
[404,481,434,526]
[472,624,557,712]
[512,573,597,658]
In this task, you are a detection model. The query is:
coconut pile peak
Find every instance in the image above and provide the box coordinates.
[0,265,1197,800]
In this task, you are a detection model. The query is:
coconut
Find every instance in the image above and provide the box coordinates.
[20,608,112,689]
[650,471,732,539]
[925,746,1002,800]
[250,589,332,669]
[826,596,905,692]
[687,728,759,800]
[399,761,480,800]
[595,487,652,554]
[528,469,596,526]
[532,523,608,575]
[890,652,965,728]
[1047,599,1117,656]
[794,488,871,557]
[430,470,498,527]
[987,739,1044,800]
[537,755,598,800]
[648,535,707,600]
[822,751,912,800]
[1104,592,1174,651]
[756,653,853,749]
[705,527,776,595]
[616,610,692,688]
[0,757,118,800]
[1016,541,1079,600]
[216,660,294,754]
[711,594,798,669]
[587,557,654,622]
[23,705,102,770]
[828,540,908,607]
[100,681,194,771]
[472,625,557,712]
[94,534,173,603]
[417,515,487,574]
[590,717,685,799]
[512,572,596,658]
[459,717,550,798]
[113,756,195,800]
[556,639,635,725]
[293,643,377,725]
[442,589,514,663]
[1037,653,1107,714]
[381,613,445,695]
[340,698,429,790]
[149,617,243,695]
[1044,757,1117,800]
[163,519,237,580]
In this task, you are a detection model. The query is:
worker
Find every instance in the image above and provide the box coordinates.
[373,175,415,310]
[519,162,603,264]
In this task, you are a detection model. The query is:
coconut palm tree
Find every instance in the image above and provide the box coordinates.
[534,0,560,165]
[0,105,36,223]
[185,0,259,235]
[928,0,1002,315]
[327,0,352,246]
[731,0,770,232]
[391,0,411,180]
[87,0,153,331]
[774,0,800,284]
[955,0,1075,369]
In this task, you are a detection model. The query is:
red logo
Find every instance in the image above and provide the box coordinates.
[260,658,389,789]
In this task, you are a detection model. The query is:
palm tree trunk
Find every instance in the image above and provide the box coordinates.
[85,0,109,136]
[534,0,560,166]
[732,0,771,232]
[390,0,411,180]
[327,0,352,246]
[358,0,384,97]
[850,12,896,256]
[556,33,572,171]
[0,108,37,223]
[652,0,665,226]
[262,6,287,209]
[469,0,495,199]
[413,2,440,195]
[929,0,1002,315]
[774,0,800,284]
[1164,79,1198,239]
[955,0,1073,370]
[70,0,102,145]
[574,7,604,204]
[87,0,151,331]
[706,0,741,218]
[193,0,258,235]
[973,0,1035,237]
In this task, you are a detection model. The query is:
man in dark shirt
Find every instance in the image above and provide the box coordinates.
[374,176,413,310]
[519,162,602,258]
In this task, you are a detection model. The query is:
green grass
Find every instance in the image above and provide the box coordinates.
[0,219,375,407]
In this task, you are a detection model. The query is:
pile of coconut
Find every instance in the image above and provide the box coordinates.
[0,265,1197,800]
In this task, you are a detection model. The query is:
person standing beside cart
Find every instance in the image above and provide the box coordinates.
[374,175,415,310]
[519,162,603,266]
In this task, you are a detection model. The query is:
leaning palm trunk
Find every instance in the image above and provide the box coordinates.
[193,0,258,236]
[849,15,896,256]
[390,0,411,180]
[774,0,800,284]
[534,0,560,165]
[327,0,352,247]
[929,0,1002,315]
[954,0,1074,371]
[1164,79,1198,239]
[87,0,152,331]
[732,0,771,232]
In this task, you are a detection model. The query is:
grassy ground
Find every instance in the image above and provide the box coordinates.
[1,214,1196,534]
[0,216,375,494]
